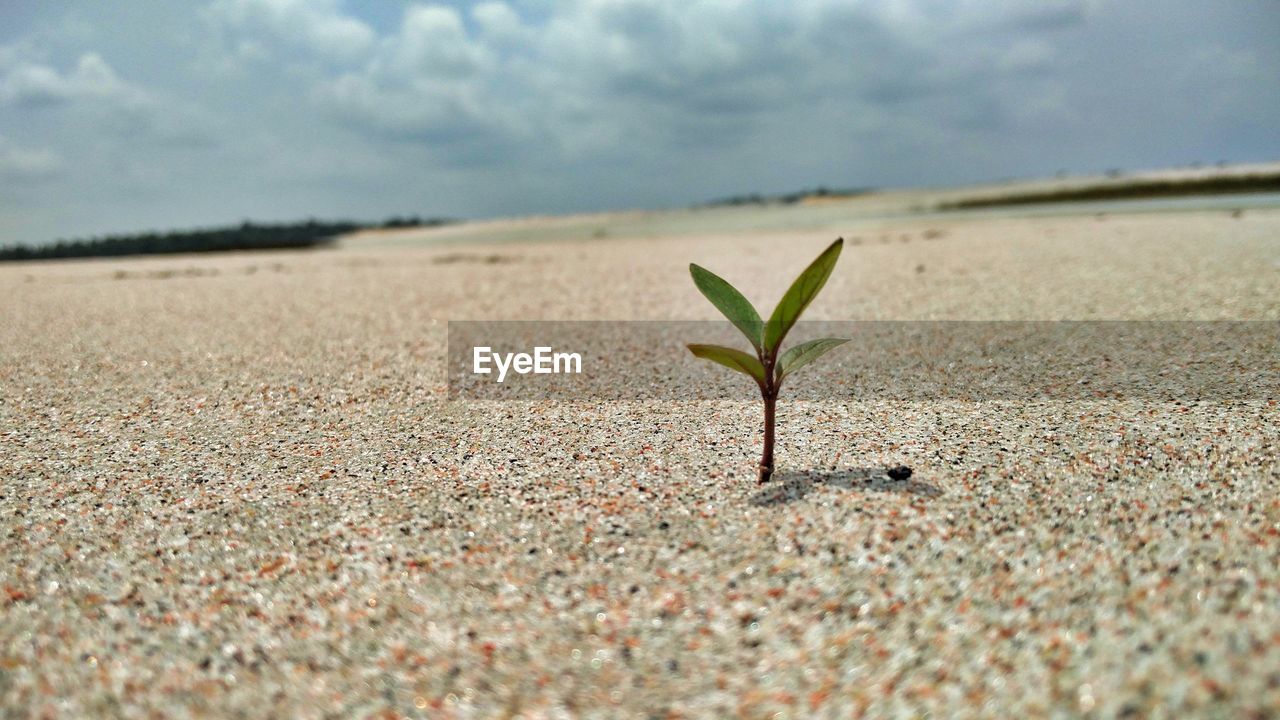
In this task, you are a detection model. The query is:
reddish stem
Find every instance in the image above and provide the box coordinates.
[758,390,776,483]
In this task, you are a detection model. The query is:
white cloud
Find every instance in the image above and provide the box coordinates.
[0,47,218,150]
[0,53,147,107]
[207,0,375,62]
[308,1,827,154]
[0,136,63,180]
[389,5,489,78]
[216,0,1081,166]
[313,4,518,147]
[472,2,529,47]
[321,70,493,141]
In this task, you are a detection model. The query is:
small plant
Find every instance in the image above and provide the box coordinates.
[687,238,848,483]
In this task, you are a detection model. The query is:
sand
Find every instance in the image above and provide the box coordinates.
[1,203,1278,717]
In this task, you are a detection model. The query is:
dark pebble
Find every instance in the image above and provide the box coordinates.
[887,465,913,481]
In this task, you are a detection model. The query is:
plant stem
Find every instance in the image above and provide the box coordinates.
[759,390,776,483]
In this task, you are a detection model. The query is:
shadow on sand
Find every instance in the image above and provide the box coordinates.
[749,467,943,507]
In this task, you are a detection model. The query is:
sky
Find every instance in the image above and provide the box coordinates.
[0,0,1277,243]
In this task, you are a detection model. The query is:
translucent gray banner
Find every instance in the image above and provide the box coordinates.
[447,321,1279,401]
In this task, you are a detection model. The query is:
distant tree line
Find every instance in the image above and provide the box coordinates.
[699,186,874,208]
[938,172,1280,210]
[0,216,454,262]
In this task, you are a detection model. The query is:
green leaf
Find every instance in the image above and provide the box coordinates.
[689,263,763,352]
[763,238,843,355]
[687,344,767,385]
[777,337,849,381]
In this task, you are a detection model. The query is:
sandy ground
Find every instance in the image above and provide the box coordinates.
[2,204,1279,717]
[338,160,1280,251]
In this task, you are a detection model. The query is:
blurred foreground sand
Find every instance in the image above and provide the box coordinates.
[2,202,1278,716]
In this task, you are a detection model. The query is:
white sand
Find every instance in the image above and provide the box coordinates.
[1,204,1278,716]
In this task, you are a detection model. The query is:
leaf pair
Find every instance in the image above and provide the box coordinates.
[688,238,848,387]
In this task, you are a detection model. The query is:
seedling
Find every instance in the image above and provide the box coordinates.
[687,238,848,483]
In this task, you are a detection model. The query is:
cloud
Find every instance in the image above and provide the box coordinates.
[472,2,530,48]
[321,69,496,143]
[874,0,1093,35]
[1,0,1277,243]
[313,4,527,155]
[0,47,218,149]
[0,136,62,180]
[304,1,899,160]
[390,5,489,79]
[207,0,375,62]
[980,0,1094,32]
[178,0,1141,184]
[281,0,1084,165]
[0,52,147,108]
